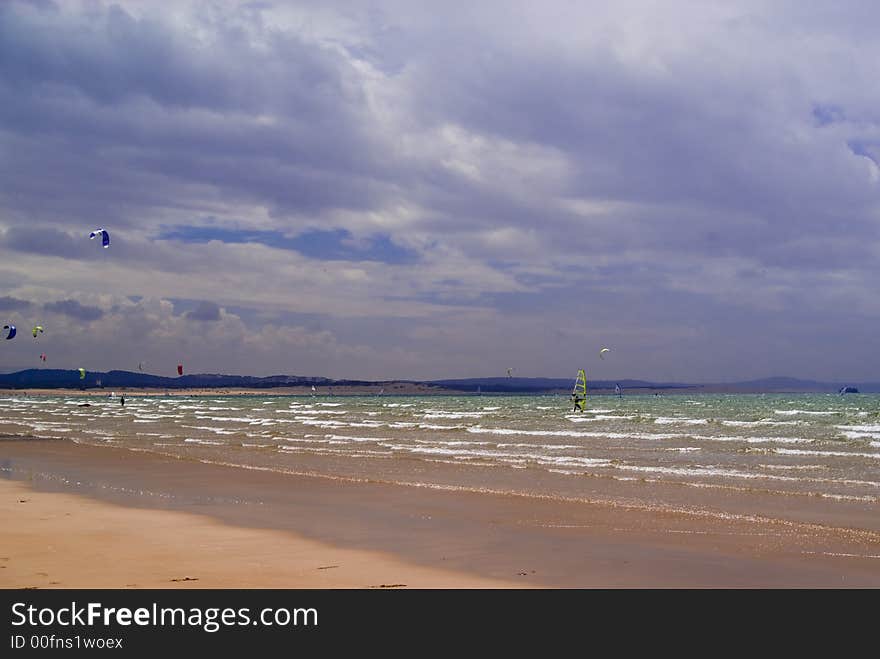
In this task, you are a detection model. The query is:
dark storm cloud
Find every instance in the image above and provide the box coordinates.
[186,301,222,322]
[43,299,104,321]
[0,0,393,228]
[0,1,878,380]
[0,296,33,310]
[0,226,86,258]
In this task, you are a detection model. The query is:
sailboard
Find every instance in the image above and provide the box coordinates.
[571,369,587,412]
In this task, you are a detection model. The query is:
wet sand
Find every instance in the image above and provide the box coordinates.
[0,479,516,589]
[2,439,879,588]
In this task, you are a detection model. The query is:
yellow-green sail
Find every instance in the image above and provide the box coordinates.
[571,369,587,412]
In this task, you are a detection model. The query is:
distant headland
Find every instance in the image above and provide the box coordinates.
[0,370,877,394]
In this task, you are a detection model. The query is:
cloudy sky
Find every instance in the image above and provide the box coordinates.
[1,0,878,382]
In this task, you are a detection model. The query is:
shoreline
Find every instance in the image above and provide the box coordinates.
[2,439,879,587]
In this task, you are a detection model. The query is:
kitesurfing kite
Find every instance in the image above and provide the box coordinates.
[138,361,145,372]
[3,324,15,340]
[78,368,86,380]
[177,363,183,376]
[32,325,43,339]
[599,347,611,359]
[90,228,110,248]
[39,353,47,363]
[507,367,515,378]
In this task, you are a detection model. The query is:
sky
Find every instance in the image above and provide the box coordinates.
[1,0,879,382]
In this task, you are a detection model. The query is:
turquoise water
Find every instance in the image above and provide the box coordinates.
[2,392,879,528]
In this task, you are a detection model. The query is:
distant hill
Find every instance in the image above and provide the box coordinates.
[0,370,877,393]
[434,376,880,394]
[432,377,696,393]
[0,369,372,390]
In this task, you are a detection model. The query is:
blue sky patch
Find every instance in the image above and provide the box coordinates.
[159,226,419,264]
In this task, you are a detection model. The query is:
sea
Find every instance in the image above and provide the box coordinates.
[2,392,878,530]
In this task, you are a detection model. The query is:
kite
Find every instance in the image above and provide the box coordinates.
[90,228,110,248]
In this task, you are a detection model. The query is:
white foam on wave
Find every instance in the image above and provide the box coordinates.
[297,419,348,428]
[324,434,387,443]
[721,419,803,427]
[687,433,814,445]
[277,436,338,445]
[183,438,225,446]
[195,415,259,424]
[422,411,485,419]
[418,423,467,431]
[380,443,613,469]
[413,439,493,447]
[286,409,347,415]
[774,448,880,460]
[758,463,825,471]
[467,426,680,441]
[180,425,240,435]
[836,424,880,433]
[616,464,802,482]
[496,442,583,450]
[774,409,836,416]
[838,431,880,440]
[654,417,708,425]
[277,445,392,458]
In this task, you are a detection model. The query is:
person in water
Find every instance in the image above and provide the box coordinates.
[120,394,125,406]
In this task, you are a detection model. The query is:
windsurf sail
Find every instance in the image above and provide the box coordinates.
[571,369,587,412]
[615,383,621,397]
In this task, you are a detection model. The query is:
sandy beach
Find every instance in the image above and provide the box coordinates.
[3,438,879,588]
[0,478,517,589]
